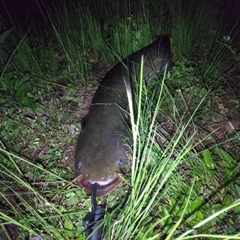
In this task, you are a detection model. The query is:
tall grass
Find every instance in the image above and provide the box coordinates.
[104,61,190,239]
[1,0,240,239]
[0,143,85,239]
[101,58,240,239]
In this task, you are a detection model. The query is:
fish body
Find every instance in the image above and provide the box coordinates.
[75,35,172,196]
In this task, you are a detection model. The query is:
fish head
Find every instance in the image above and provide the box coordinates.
[75,136,130,196]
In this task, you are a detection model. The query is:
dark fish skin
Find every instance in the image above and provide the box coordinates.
[75,35,172,196]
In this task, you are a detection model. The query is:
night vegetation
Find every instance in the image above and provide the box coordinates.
[0,0,240,239]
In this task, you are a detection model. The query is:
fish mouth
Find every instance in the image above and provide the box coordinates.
[78,178,122,196]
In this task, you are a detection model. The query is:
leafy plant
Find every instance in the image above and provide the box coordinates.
[0,72,41,110]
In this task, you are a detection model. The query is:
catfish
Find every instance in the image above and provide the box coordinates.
[75,35,172,196]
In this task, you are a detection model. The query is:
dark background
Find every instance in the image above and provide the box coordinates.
[1,0,240,34]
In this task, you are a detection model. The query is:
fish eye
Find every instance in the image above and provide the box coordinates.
[117,159,124,166]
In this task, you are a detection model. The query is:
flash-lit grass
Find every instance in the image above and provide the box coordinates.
[102,58,240,239]
[0,143,87,239]
[1,0,240,239]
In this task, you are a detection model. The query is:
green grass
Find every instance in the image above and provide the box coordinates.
[1,0,240,239]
